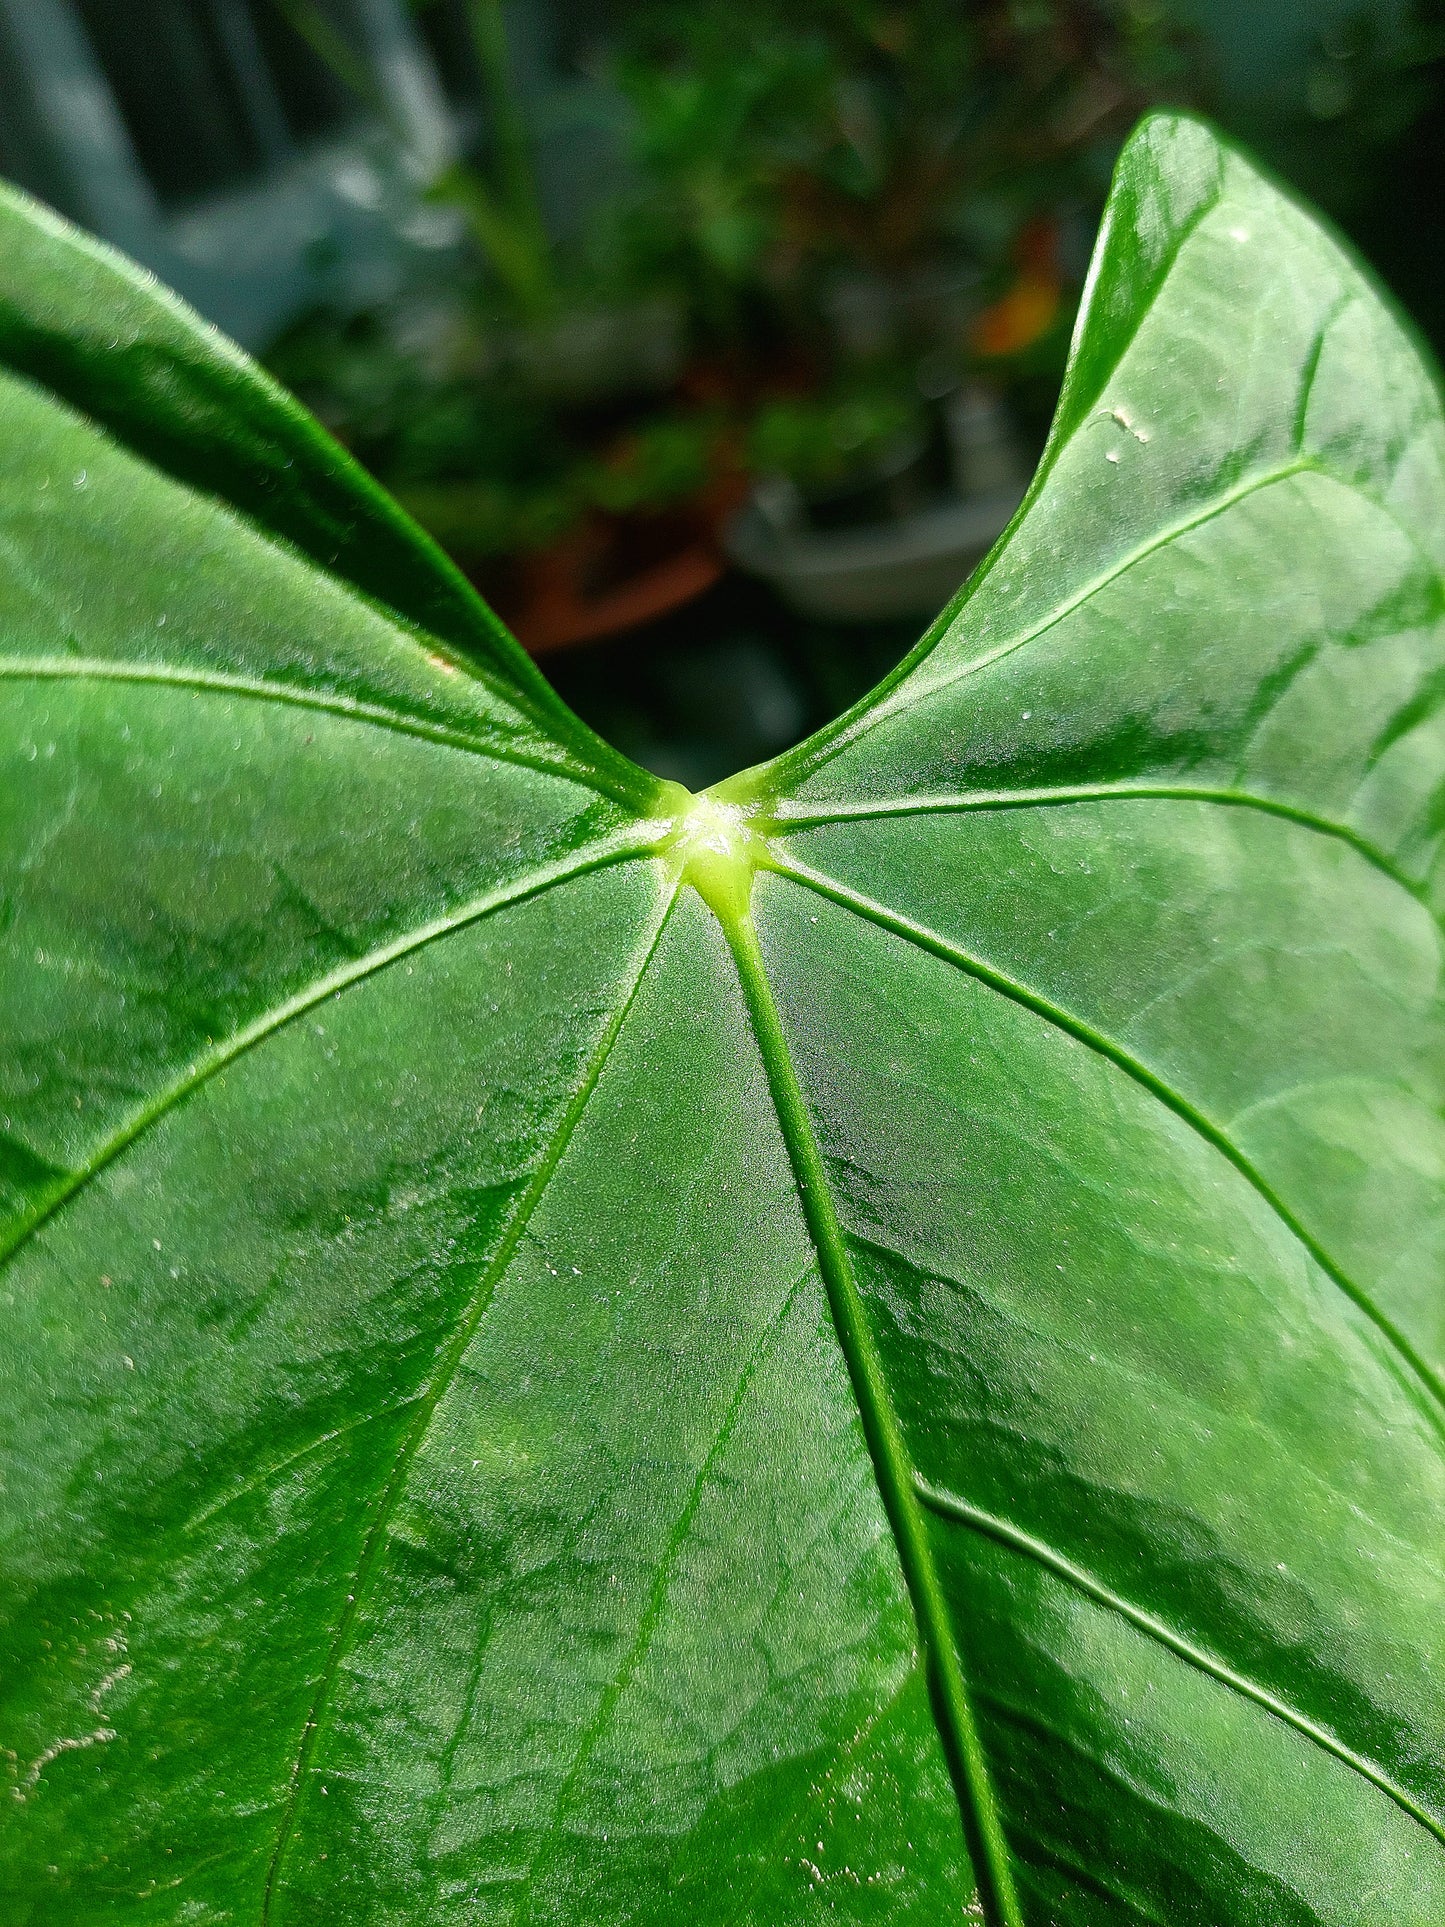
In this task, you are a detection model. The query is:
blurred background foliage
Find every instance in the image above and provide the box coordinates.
[1,0,1441,783]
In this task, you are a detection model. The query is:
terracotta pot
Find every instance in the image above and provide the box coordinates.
[493,480,747,654]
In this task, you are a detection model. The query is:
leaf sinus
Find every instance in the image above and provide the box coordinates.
[655,783,765,927]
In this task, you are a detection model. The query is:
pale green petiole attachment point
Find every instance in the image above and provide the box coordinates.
[654,781,767,927]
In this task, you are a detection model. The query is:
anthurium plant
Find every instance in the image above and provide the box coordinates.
[1,114,1442,1925]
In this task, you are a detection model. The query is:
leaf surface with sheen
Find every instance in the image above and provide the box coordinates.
[1,114,1443,1927]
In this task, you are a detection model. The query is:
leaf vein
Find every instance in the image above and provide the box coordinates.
[0,373,606,773]
[0,832,654,1279]
[790,457,1312,784]
[0,653,621,797]
[767,785,1427,912]
[721,1668,923,1927]
[769,856,1445,1437]
[258,873,678,1922]
[824,462,1311,765]
[515,1262,814,1921]
[914,1476,1445,1848]
[1291,291,1353,454]
[784,448,1445,793]
[180,1401,425,1537]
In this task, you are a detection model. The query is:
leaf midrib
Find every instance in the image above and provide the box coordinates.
[722,905,1026,1927]
[739,846,1445,1900]
[10,768,1433,1919]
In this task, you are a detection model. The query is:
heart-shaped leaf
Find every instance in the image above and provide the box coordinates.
[2,114,1442,1926]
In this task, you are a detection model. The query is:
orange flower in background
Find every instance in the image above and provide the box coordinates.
[971,216,1063,358]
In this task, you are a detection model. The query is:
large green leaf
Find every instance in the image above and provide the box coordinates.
[2,112,1443,1925]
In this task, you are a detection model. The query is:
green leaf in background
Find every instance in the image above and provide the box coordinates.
[2,112,1443,1925]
